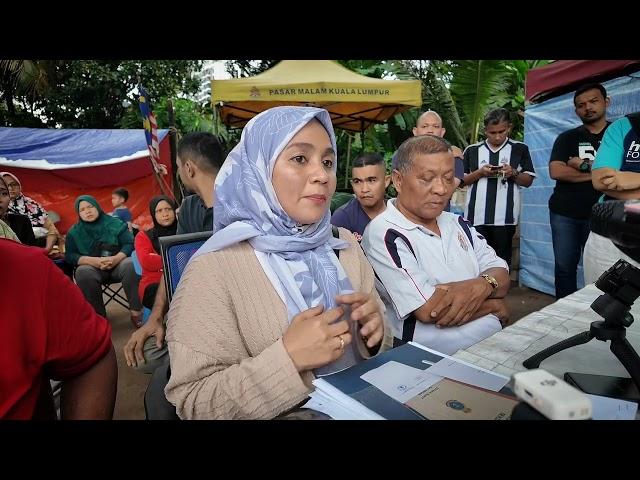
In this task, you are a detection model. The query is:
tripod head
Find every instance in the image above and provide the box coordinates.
[591,259,640,327]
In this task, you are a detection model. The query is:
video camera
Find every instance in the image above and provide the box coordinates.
[590,199,640,263]
[588,199,640,326]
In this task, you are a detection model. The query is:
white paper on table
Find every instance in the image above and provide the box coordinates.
[426,357,509,392]
[360,361,443,403]
[310,379,385,420]
[303,394,354,420]
[587,394,638,420]
[313,390,367,419]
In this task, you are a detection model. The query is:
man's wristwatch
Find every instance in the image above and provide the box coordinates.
[481,274,499,292]
[579,159,591,172]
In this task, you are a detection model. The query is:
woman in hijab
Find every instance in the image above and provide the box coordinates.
[134,195,178,310]
[65,195,144,328]
[0,175,35,245]
[165,106,385,420]
[0,171,61,253]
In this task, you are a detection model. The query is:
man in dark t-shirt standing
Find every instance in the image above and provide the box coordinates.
[176,193,213,234]
[331,152,390,241]
[548,83,611,298]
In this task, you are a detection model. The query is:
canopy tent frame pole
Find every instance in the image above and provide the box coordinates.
[219,102,399,132]
[344,133,352,189]
[167,99,182,205]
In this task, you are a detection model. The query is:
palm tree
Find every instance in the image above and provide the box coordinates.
[449,60,513,144]
[0,60,57,125]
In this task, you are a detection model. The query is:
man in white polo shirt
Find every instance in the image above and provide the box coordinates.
[362,135,511,354]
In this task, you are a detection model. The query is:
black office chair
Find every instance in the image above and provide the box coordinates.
[144,231,212,420]
[160,231,213,302]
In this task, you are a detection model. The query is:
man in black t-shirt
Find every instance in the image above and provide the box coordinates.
[176,194,213,234]
[548,83,611,299]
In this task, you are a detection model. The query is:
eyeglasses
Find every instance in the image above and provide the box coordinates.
[6,182,19,189]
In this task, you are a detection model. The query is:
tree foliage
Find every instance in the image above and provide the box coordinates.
[224,60,279,78]
[1,60,202,128]
[2,59,550,170]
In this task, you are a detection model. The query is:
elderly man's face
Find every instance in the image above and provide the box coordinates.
[413,113,445,138]
[393,151,455,226]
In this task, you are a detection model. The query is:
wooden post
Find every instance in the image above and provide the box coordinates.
[167,99,182,205]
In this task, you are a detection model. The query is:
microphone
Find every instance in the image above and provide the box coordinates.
[590,200,640,262]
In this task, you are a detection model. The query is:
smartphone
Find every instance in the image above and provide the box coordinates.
[313,303,370,377]
[564,372,640,403]
[489,164,503,170]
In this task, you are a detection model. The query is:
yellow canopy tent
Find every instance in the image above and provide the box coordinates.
[212,60,422,132]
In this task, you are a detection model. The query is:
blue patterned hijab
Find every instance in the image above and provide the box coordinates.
[193,106,354,320]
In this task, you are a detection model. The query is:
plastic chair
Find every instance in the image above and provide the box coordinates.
[131,250,150,324]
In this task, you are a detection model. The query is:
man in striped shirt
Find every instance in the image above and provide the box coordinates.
[463,108,536,267]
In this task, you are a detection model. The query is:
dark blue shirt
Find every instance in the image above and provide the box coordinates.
[330,197,373,242]
[111,206,132,223]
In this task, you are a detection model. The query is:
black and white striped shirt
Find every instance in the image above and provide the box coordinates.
[463,139,535,226]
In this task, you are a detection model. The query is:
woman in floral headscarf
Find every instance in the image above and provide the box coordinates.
[0,174,34,245]
[0,172,61,253]
[165,106,386,420]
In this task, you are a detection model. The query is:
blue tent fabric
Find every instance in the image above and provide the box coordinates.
[0,127,169,168]
[520,73,640,295]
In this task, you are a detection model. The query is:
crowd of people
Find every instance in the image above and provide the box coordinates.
[2,79,639,420]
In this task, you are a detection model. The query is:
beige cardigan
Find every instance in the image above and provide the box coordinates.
[165,228,384,420]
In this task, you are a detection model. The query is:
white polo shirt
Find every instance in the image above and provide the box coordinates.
[361,199,508,355]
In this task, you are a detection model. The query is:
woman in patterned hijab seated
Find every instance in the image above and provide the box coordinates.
[0,174,34,245]
[165,106,385,420]
[0,171,62,253]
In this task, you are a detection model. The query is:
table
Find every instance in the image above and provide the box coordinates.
[453,284,640,382]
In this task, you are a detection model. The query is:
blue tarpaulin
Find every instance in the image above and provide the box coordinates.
[0,127,168,169]
[520,73,640,295]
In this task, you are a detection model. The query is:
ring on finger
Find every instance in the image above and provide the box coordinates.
[338,335,345,350]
